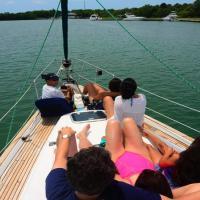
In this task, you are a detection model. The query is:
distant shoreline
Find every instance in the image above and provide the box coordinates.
[1,2,200,23]
[1,18,200,23]
[102,17,200,22]
[1,1,200,22]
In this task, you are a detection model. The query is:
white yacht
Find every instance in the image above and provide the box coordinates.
[123,13,145,21]
[90,14,102,21]
[163,11,178,21]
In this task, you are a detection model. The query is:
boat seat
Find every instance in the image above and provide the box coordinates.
[35,98,73,117]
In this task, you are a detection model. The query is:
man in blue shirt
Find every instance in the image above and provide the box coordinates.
[46,127,200,200]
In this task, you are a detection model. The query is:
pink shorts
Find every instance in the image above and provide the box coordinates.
[115,151,154,179]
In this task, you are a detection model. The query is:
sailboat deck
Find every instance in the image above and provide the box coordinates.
[0,110,194,200]
[144,115,193,150]
[0,113,58,200]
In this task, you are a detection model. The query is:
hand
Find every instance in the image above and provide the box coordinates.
[56,127,75,149]
[55,127,75,162]
[164,146,174,156]
[59,127,76,138]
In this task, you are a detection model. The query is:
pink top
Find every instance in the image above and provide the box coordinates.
[115,151,154,179]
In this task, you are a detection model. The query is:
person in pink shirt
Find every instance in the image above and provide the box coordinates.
[77,118,155,185]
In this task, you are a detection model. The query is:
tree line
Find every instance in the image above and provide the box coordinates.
[0,0,200,21]
[74,1,200,18]
[0,10,61,21]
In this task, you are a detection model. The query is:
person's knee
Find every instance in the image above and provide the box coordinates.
[107,119,120,127]
[103,96,112,101]
[84,83,93,89]
[103,96,113,104]
[123,117,137,126]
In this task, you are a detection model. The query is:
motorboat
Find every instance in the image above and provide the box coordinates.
[163,11,178,21]
[90,14,102,21]
[123,13,145,21]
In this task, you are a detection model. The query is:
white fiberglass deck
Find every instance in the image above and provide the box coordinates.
[19,111,107,200]
[0,111,193,200]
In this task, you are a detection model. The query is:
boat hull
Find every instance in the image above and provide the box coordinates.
[123,17,144,21]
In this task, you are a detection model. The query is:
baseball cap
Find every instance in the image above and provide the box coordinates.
[41,73,59,81]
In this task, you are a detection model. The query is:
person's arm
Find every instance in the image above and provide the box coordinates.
[172,183,200,198]
[159,150,179,168]
[46,127,76,200]
[144,132,179,167]
[161,191,200,200]
[53,127,76,169]
[144,132,169,154]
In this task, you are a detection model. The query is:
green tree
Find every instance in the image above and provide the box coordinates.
[193,0,200,16]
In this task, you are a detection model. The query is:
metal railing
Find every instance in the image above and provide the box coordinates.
[1,57,199,153]
[71,58,200,136]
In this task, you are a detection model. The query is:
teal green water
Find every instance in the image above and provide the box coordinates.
[0,19,200,150]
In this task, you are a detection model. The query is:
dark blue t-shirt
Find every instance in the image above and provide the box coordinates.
[46,168,161,200]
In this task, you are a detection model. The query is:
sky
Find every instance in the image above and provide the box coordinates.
[0,0,194,13]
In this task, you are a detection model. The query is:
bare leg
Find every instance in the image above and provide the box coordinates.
[83,83,98,96]
[76,124,92,149]
[122,118,151,160]
[103,96,114,119]
[83,83,107,101]
[92,83,107,93]
[105,120,125,161]
[83,83,106,96]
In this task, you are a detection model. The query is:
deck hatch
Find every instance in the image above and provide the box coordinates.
[70,111,106,122]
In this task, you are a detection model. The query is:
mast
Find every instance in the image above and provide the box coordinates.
[84,0,86,10]
[61,0,71,67]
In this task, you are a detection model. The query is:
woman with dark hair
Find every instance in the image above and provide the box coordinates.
[135,169,173,198]
[114,78,146,127]
[145,132,200,187]
[173,142,200,186]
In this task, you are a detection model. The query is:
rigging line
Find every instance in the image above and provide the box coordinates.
[146,107,200,134]
[138,87,200,113]
[72,58,200,113]
[5,1,61,144]
[25,1,61,88]
[72,70,200,134]
[72,58,115,77]
[0,108,36,154]
[0,85,32,123]
[0,59,56,123]
[0,58,59,124]
[33,58,56,82]
[95,0,200,93]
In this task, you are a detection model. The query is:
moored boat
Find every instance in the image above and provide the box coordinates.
[90,14,102,21]
[163,11,178,21]
[123,13,145,21]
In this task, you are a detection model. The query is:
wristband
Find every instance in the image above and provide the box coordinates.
[62,134,71,139]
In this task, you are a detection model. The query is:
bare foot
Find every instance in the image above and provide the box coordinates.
[76,124,90,139]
